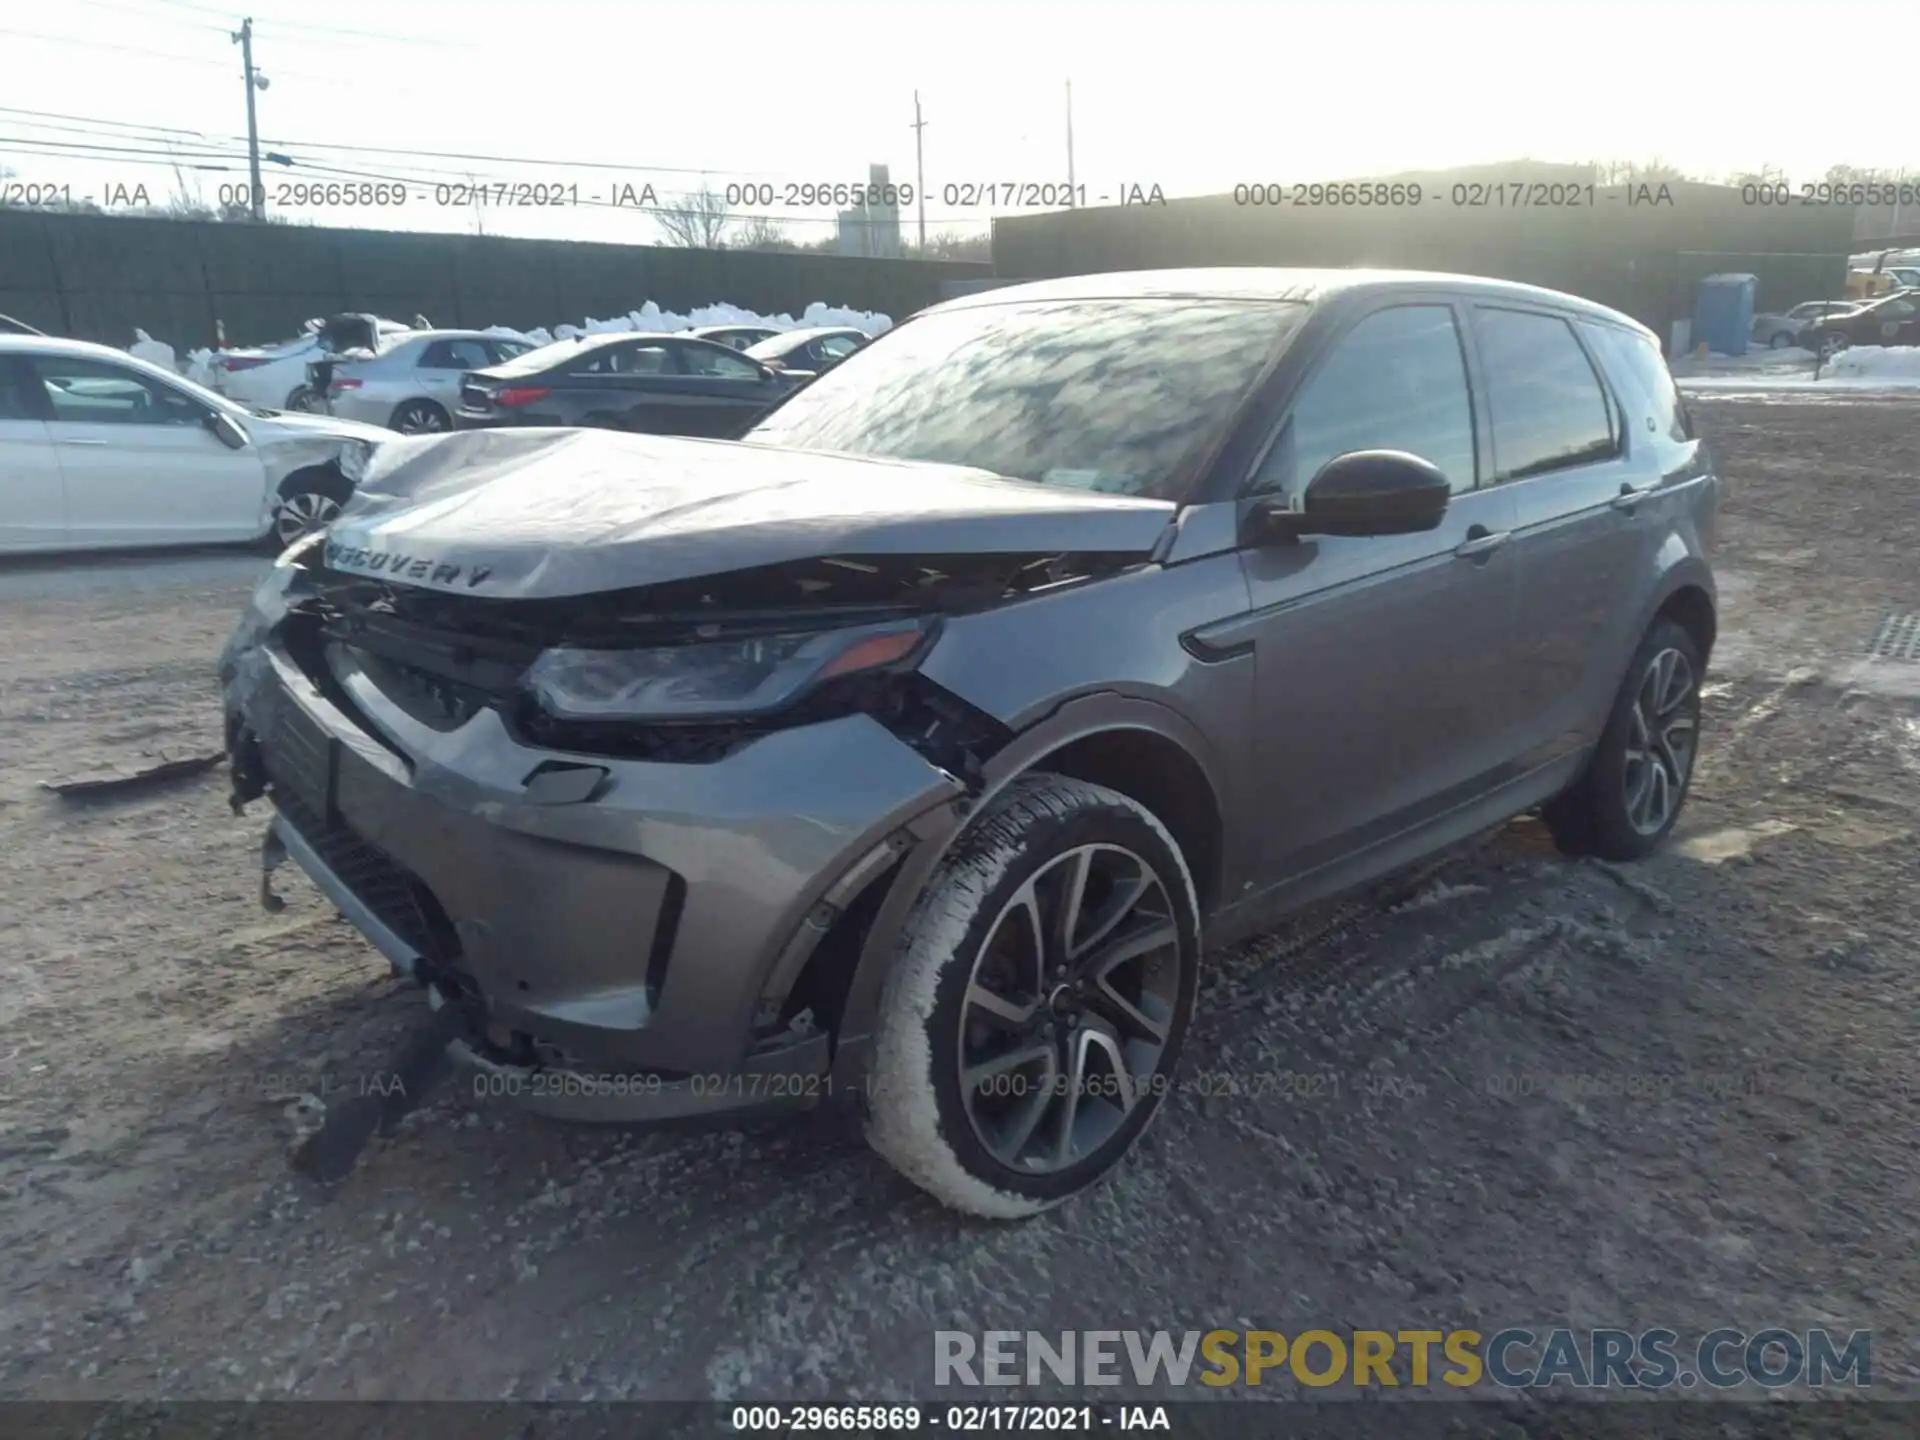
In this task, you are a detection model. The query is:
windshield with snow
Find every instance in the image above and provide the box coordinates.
[743,298,1306,500]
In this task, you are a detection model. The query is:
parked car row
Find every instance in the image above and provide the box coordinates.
[0,334,387,554]
[0,310,877,559]
[1749,289,1919,355]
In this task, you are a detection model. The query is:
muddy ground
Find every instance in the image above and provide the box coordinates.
[0,399,1915,1411]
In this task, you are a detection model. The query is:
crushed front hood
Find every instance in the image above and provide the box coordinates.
[321,427,1177,599]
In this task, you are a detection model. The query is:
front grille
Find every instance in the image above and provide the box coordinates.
[337,645,492,732]
[273,785,454,968]
[264,696,332,817]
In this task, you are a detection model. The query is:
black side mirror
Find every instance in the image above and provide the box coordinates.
[205,410,249,450]
[1246,450,1453,543]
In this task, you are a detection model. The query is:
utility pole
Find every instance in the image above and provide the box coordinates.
[1065,79,1076,205]
[232,18,265,221]
[911,91,927,251]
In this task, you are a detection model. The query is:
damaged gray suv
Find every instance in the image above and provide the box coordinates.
[221,269,1719,1218]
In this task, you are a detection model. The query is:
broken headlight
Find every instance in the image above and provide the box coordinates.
[524,617,934,723]
[337,439,375,483]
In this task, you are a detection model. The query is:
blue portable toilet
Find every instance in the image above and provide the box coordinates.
[1692,274,1758,357]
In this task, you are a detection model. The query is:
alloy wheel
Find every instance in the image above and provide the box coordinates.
[957,843,1181,1174]
[396,403,447,434]
[274,491,340,547]
[1623,647,1698,837]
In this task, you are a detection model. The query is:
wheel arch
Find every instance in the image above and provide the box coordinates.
[1652,577,1717,667]
[824,693,1228,1088]
[273,457,351,501]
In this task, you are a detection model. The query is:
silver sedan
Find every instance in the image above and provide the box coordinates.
[323,331,537,433]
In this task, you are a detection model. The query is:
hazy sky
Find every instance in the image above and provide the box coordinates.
[0,0,1909,246]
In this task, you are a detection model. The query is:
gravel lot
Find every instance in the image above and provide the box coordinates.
[0,398,1916,1411]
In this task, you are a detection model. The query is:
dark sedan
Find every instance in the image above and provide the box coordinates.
[1802,291,1920,357]
[455,332,800,437]
[744,326,872,379]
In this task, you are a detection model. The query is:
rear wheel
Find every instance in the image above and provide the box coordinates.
[1767,330,1792,349]
[389,398,449,434]
[285,385,325,413]
[865,774,1199,1219]
[1543,618,1704,861]
[269,466,351,552]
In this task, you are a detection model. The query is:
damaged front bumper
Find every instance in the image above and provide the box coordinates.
[226,597,967,1126]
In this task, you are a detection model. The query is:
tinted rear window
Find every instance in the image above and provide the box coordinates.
[744,298,1306,500]
[1583,322,1691,444]
[1472,308,1617,481]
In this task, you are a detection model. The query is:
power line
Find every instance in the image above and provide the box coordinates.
[0,25,236,70]
[0,25,365,87]
[0,105,215,138]
[64,0,228,34]
[145,0,471,47]
[1,136,992,235]
[251,133,792,181]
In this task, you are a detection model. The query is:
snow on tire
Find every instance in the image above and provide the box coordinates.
[865,772,1200,1219]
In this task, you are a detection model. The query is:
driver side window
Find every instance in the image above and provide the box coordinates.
[31,356,208,427]
[1249,304,1478,500]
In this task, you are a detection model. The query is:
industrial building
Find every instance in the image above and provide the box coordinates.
[990,161,1858,350]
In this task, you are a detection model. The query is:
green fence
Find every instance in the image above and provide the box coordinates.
[0,210,989,348]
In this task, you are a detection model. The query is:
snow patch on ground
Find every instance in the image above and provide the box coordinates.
[1677,345,1920,393]
[1829,345,1920,383]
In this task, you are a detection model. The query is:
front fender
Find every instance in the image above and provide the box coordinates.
[827,690,1230,1092]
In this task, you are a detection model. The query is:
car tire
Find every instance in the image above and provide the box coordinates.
[865,772,1199,1219]
[1768,331,1792,349]
[1817,332,1849,359]
[389,398,449,434]
[1543,617,1704,861]
[268,466,352,553]
[285,385,324,413]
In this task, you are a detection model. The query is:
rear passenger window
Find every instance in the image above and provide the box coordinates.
[1473,309,1618,481]
[420,339,491,370]
[0,358,43,420]
[1583,323,1691,444]
[1251,304,1478,497]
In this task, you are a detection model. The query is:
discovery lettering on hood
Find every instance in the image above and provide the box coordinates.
[323,543,493,589]
[319,427,1177,601]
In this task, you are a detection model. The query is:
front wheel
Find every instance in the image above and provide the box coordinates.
[1768,331,1792,349]
[1817,332,1849,359]
[865,774,1199,1219]
[269,467,352,552]
[1543,618,1704,860]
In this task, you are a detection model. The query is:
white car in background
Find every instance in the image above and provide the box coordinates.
[0,335,390,554]
[208,316,412,412]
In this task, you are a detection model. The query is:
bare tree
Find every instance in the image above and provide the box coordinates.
[732,215,802,252]
[1589,157,1696,186]
[913,228,990,262]
[655,184,735,248]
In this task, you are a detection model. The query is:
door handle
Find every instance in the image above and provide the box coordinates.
[57,437,110,446]
[1611,482,1655,512]
[1453,525,1510,561]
